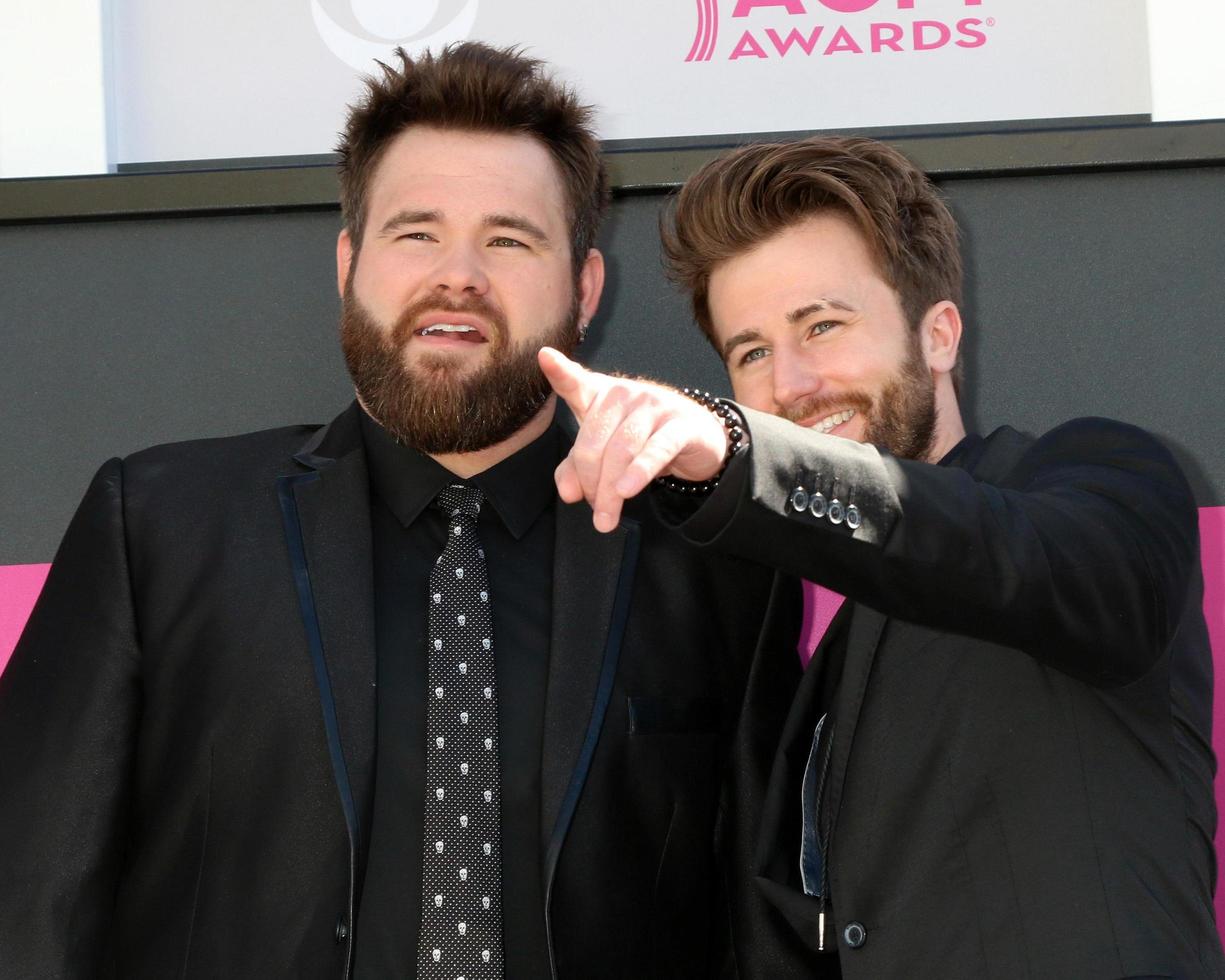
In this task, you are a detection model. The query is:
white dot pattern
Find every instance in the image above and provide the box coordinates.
[418,484,503,979]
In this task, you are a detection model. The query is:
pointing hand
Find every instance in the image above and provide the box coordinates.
[538,347,729,533]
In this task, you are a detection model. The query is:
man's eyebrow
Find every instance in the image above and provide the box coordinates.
[484,213,553,248]
[379,209,440,234]
[720,328,764,363]
[786,298,856,323]
[720,299,858,361]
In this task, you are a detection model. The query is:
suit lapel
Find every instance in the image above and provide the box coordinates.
[824,603,887,831]
[540,500,638,885]
[277,405,377,858]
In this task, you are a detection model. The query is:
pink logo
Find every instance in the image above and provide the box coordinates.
[686,0,722,62]
[687,0,990,62]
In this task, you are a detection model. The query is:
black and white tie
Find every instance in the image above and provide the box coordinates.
[418,484,503,980]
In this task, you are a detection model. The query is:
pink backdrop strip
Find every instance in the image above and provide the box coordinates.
[0,563,51,675]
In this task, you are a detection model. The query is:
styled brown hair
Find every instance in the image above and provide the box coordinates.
[663,136,963,374]
[337,42,610,271]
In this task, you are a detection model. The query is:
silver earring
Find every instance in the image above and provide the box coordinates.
[577,321,589,344]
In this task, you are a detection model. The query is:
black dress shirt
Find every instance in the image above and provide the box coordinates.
[353,409,557,979]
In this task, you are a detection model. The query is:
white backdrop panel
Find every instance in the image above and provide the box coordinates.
[108,0,1152,165]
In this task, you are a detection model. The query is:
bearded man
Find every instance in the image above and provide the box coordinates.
[541,136,1224,979]
[0,44,776,979]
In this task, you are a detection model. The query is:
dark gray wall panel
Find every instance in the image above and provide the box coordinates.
[947,167,1224,506]
[2,165,1222,563]
[1,212,351,563]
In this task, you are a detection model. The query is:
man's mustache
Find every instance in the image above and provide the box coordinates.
[389,296,508,347]
[782,391,872,425]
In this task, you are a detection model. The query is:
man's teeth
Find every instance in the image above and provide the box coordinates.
[815,409,855,434]
[420,324,477,335]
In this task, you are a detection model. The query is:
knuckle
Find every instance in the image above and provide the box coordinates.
[583,409,618,443]
[617,419,648,451]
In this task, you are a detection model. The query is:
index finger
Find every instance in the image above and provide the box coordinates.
[538,346,600,420]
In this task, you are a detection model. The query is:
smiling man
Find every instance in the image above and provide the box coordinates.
[706,212,956,464]
[0,44,776,979]
[541,136,1224,978]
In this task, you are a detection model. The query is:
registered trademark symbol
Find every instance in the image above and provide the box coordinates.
[987,17,996,27]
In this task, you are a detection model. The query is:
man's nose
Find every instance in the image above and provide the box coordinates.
[771,351,822,411]
[430,242,491,295]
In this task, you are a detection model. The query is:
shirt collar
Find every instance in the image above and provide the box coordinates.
[937,431,983,470]
[358,406,559,540]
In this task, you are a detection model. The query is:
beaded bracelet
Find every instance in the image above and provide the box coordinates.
[654,389,746,495]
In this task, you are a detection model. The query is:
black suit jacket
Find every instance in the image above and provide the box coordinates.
[672,411,1224,980]
[0,403,778,979]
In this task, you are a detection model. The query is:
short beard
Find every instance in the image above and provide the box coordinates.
[340,290,580,455]
[866,337,937,462]
[782,330,936,462]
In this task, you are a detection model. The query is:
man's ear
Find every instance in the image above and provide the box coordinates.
[577,248,606,327]
[921,301,963,376]
[336,229,354,298]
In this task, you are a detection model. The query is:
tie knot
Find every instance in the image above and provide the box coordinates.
[434,483,483,519]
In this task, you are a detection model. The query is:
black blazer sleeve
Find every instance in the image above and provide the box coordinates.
[662,410,1199,687]
[0,458,141,976]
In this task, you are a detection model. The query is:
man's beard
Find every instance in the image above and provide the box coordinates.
[781,330,937,462]
[340,290,580,455]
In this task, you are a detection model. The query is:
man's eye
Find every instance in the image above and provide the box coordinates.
[398,231,434,242]
[738,347,770,366]
[809,320,839,336]
[489,236,525,248]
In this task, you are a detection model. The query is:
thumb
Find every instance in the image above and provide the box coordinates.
[539,346,598,419]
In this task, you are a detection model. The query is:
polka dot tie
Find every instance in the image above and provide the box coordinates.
[417,484,503,980]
